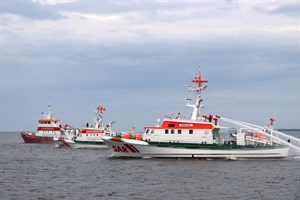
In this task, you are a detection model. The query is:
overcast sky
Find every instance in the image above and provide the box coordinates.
[1,0,299,132]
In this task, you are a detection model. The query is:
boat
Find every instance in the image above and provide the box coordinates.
[56,103,115,149]
[53,124,79,148]
[103,71,294,159]
[21,104,63,144]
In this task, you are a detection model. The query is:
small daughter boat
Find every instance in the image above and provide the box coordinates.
[21,104,63,144]
[103,71,297,159]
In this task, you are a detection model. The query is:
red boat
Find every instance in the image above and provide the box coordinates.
[20,103,63,144]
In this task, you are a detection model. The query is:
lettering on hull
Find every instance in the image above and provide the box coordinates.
[112,144,140,153]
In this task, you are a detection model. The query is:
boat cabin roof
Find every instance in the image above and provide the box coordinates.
[38,118,60,123]
[145,119,214,130]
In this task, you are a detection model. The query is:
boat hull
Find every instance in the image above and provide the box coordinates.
[20,131,54,144]
[103,137,289,159]
[58,139,108,150]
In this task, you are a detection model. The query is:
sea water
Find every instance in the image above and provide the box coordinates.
[0,131,299,200]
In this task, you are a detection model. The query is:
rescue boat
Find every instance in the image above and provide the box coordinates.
[56,103,115,149]
[103,71,297,159]
[21,104,63,144]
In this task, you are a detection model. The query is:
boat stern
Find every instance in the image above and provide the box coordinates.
[279,146,290,158]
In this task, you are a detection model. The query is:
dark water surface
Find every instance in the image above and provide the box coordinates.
[0,131,299,200]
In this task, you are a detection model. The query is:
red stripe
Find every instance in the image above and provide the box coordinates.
[129,144,140,153]
[124,144,137,153]
[37,127,61,131]
[80,129,104,134]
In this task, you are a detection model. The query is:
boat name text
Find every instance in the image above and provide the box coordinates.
[112,144,140,153]
[179,124,193,127]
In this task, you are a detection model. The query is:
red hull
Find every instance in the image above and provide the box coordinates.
[20,131,54,144]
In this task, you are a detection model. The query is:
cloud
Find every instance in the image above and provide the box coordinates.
[253,2,299,18]
[1,1,299,131]
[33,0,77,5]
[1,0,66,20]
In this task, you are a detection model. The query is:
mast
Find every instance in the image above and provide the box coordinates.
[266,118,275,145]
[47,103,53,119]
[186,71,208,121]
[95,102,105,128]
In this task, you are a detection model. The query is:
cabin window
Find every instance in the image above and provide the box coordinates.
[171,130,174,134]
[189,130,193,134]
[165,129,169,134]
[150,129,154,134]
[168,124,175,127]
[146,129,149,134]
[178,130,182,134]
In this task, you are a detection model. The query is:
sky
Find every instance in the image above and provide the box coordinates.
[1,0,299,132]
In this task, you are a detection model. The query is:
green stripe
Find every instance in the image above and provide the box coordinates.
[147,141,283,150]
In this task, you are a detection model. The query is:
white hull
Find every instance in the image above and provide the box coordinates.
[56,139,108,150]
[69,142,108,150]
[103,137,289,159]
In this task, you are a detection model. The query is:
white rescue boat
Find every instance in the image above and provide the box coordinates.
[103,71,297,159]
